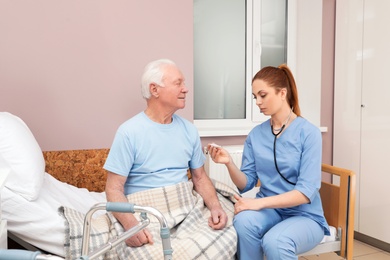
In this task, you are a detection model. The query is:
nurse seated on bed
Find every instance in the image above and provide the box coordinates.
[103,58,228,248]
[207,64,330,260]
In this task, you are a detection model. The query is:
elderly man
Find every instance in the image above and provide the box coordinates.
[103,59,228,248]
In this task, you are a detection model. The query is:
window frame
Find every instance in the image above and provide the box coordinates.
[194,0,298,137]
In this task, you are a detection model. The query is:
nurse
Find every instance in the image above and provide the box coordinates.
[207,64,329,260]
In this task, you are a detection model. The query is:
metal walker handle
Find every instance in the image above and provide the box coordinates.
[80,202,173,260]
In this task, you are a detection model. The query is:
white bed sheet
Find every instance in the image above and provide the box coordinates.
[1,172,106,257]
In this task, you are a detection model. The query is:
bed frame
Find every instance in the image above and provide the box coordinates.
[299,163,356,260]
[10,149,356,259]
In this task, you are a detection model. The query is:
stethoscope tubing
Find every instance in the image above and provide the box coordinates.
[271,124,296,186]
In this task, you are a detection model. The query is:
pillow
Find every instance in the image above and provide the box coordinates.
[0,112,45,201]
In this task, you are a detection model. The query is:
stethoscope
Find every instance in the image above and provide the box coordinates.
[271,108,297,186]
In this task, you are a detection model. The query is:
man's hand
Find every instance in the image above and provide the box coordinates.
[208,206,228,230]
[106,172,155,247]
[125,221,154,247]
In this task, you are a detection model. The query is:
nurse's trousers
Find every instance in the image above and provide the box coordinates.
[233,208,324,260]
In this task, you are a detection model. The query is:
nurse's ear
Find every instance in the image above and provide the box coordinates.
[280,88,287,101]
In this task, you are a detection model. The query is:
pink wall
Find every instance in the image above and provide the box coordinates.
[0,0,193,151]
[0,0,335,164]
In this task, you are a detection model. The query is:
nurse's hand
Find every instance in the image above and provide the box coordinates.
[233,194,260,214]
[207,143,231,165]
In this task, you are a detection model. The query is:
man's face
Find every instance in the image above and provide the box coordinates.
[158,65,189,111]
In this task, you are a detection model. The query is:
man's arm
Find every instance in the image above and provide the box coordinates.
[190,167,228,230]
[105,171,153,247]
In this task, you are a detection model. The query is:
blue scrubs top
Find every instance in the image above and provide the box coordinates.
[240,117,330,235]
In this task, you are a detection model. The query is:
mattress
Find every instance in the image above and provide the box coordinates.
[1,173,106,256]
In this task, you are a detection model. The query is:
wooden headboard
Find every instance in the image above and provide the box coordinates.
[42,149,109,192]
[42,148,191,192]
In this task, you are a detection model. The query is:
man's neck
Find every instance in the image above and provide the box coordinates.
[144,106,173,124]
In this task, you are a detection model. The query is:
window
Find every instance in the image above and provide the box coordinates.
[194,0,288,136]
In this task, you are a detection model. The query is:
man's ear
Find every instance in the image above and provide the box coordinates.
[150,83,159,98]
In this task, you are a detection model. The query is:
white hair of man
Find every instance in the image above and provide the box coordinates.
[141,59,176,99]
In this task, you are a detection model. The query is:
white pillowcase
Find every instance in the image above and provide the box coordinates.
[0,112,45,201]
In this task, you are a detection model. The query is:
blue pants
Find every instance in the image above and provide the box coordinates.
[233,209,324,260]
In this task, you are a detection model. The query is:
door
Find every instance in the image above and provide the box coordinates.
[334,0,390,243]
[359,0,390,242]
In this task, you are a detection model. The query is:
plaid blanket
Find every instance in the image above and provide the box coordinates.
[59,180,238,260]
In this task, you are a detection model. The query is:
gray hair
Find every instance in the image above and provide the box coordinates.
[141,59,176,99]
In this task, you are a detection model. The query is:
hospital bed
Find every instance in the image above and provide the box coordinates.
[0,112,236,259]
[3,159,355,260]
[0,112,237,259]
